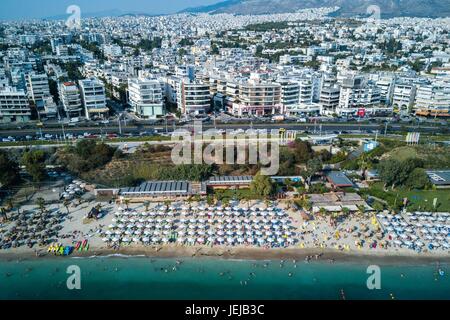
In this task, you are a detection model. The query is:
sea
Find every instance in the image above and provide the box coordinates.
[0,256,449,300]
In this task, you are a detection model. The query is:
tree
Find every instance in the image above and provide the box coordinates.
[124,199,130,210]
[290,140,313,164]
[36,197,46,214]
[404,168,430,190]
[143,200,150,212]
[378,159,402,189]
[0,150,20,187]
[63,198,70,214]
[250,172,275,197]
[22,150,47,183]
[301,158,323,186]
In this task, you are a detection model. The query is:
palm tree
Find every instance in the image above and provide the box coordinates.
[36,197,46,214]
[0,207,7,222]
[5,198,14,212]
[341,207,350,217]
[143,200,150,212]
[319,207,327,217]
[63,198,70,214]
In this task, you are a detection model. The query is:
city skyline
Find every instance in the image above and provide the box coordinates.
[0,0,219,20]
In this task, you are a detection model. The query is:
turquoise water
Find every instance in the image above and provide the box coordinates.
[0,256,449,300]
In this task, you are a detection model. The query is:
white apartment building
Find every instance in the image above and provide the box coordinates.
[230,81,283,117]
[277,78,300,108]
[177,79,210,115]
[392,82,417,113]
[78,78,108,120]
[101,44,123,58]
[415,83,450,110]
[319,85,340,115]
[375,75,396,105]
[59,82,83,118]
[128,77,164,119]
[298,78,314,105]
[337,75,381,116]
[0,87,31,123]
[25,72,50,103]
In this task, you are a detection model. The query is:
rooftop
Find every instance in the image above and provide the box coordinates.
[426,170,450,185]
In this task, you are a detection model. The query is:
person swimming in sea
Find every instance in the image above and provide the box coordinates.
[288,272,293,277]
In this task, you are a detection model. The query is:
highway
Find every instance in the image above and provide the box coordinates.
[0,121,447,138]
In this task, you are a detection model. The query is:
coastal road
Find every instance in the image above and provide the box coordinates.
[1,122,447,138]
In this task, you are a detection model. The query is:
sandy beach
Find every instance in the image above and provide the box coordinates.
[1,180,449,263]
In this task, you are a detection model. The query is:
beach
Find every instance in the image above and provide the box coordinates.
[1,197,449,262]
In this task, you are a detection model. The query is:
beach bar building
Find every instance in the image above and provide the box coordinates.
[325,171,354,189]
[119,180,206,202]
[207,176,253,190]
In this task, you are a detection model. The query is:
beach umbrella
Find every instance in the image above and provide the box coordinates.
[207,237,215,243]
[177,237,185,243]
[187,237,195,244]
[151,237,160,243]
[122,237,130,242]
[178,231,185,236]
[277,237,284,244]
[188,230,195,236]
[267,237,274,243]
[197,237,205,244]
[226,237,234,244]
[257,238,265,245]
[142,237,149,243]
[102,237,110,242]
[217,237,224,243]
[237,237,244,243]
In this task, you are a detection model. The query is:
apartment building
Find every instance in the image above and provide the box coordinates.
[128,77,164,118]
[59,82,83,118]
[392,82,417,113]
[230,81,283,117]
[415,83,450,110]
[0,86,31,123]
[25,72,50,103]
[176,78,211,115]
[78,78,108,120]
[337,75,381,116]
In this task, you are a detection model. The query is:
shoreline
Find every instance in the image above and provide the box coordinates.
[1,246,449,265]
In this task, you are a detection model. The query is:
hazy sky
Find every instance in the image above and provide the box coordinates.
[0,0,220,20]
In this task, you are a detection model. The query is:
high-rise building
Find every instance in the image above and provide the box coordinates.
[78,78,108,120]
[128,77,164,119]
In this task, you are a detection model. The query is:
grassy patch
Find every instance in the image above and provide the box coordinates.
[361,182,450,212]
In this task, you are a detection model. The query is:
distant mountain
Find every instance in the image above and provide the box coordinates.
[180,0,450,18]
[45,9,124,20]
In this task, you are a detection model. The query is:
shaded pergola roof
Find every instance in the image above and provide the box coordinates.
[120,181,190,195]
[207,175,253,185]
